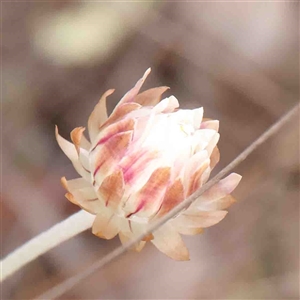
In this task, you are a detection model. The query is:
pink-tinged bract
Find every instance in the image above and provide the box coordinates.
[56,69,242,260]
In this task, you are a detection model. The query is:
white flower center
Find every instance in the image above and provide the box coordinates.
[140,114,195,168]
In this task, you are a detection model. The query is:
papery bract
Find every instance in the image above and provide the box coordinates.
[56,69,242,260]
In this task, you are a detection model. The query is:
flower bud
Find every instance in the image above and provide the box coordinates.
[56,69,242,260]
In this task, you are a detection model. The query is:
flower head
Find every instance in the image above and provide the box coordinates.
[56,69,241,260]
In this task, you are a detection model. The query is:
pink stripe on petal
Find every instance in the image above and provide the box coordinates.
[122,150,147,182]
[91,118,135,151]
[135,167,171,217]
[124,167,171,218]
[91,131,133,186]
[121,149,160,184]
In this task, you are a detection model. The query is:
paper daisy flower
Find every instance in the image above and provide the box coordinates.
[56,69,241,260]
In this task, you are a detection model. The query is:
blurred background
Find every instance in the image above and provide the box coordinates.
[1,1,299,299]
